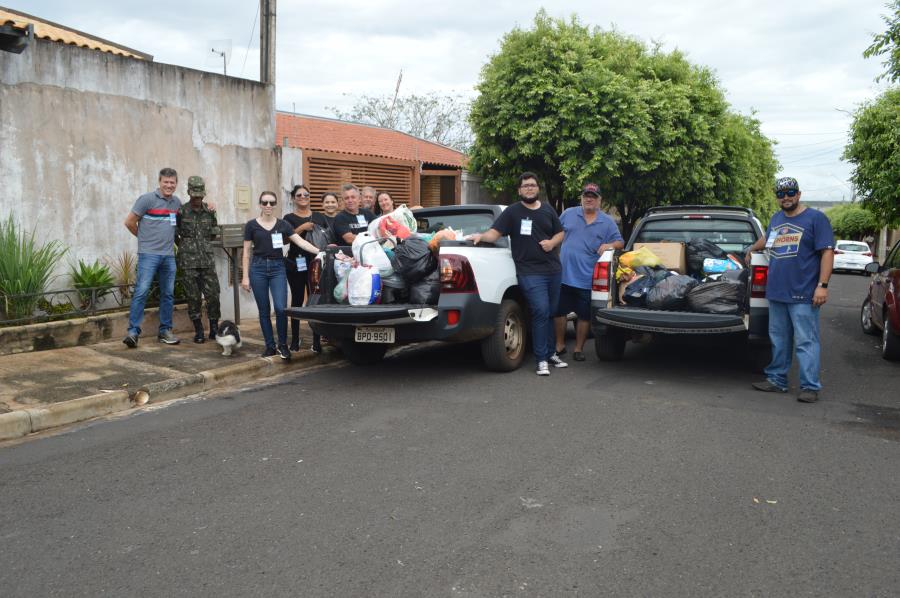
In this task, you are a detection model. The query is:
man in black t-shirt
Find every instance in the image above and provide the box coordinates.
[472,172,567,376]
[333,184,376,244]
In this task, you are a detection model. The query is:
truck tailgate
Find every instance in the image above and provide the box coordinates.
[286,304,437,326]
[594,306,746,334]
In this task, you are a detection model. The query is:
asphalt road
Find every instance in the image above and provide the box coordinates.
[1,273,898,597]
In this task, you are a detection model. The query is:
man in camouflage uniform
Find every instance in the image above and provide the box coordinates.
[176,176,221,343]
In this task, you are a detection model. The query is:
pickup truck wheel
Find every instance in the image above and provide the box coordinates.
[341,341,388,365]
[861,298,879,335]
[594,331,625,361]
[480,299,526,371]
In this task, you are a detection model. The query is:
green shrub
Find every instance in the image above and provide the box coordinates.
[70,259,116,310]
[108,251,136,299]
[0,215,68,321]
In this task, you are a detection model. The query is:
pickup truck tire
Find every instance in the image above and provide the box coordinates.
[340,341,389,366]
[594,331,626,361]
[480,299,526,372]
[861,298,879,336]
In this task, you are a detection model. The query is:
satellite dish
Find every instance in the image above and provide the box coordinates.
[207,39,232,75]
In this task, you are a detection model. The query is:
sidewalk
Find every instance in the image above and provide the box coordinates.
[0,320,341,441]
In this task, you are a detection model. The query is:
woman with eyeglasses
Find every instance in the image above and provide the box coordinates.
[374,191,395,216]
[241,191,320,361]
[283,185,329,352]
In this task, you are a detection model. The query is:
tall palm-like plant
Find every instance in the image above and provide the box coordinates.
[0,215,68,321]
[107,250,137,300]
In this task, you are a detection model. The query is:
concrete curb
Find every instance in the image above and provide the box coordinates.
[0,349,340,441]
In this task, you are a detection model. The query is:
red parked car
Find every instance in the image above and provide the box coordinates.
[861,239,900,360]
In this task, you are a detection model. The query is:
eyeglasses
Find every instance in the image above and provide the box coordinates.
[295,193,309,198]
[260,200,277,206]
[775,190,798,199]
[520,183,539,189]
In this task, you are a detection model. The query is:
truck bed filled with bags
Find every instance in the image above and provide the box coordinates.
[615,240,750,316]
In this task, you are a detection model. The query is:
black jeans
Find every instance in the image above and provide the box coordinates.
[285,258,320,348]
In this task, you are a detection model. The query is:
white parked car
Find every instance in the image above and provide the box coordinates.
[833,240,874,274]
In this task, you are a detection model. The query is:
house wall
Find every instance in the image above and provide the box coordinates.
[461,171,505,205]
[0,39,281,320]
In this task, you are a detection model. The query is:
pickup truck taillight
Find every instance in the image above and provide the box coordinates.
[440,255,478,293]
[310,259,321,294]
[592,261,610,293]
[751,265,768,298]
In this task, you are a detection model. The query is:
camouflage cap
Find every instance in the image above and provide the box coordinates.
[774,177,799,193]
[187,175,206,197]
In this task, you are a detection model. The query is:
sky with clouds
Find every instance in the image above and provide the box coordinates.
[18,0,896,202]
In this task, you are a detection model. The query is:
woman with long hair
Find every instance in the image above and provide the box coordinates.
[241,191,320,361]
[283,185,328,351]
[320,191,340,230]
[374,190,395,216]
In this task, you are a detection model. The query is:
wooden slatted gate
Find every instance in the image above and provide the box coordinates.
[303,151,418,211]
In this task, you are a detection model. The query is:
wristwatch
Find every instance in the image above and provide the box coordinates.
[817,282,829,289]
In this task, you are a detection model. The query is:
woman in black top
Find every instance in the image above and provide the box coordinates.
[241,191,319,360]
[283,185,329,352]
[321,191,340,231]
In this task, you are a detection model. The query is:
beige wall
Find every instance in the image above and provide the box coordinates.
[1,39,281,320]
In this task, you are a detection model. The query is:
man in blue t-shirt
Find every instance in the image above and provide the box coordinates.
[472,172,567,376]
[554,183,624,361]
[745,177,834,403]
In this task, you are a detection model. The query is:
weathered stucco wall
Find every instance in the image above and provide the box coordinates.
[0,39,281,320]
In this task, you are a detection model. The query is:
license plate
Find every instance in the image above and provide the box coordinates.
[354,326,395,343]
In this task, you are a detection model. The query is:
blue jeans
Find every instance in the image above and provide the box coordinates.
[128,253,176,337]
[249,256,288,349]
[518,272,562,363]
[765,300,822,391]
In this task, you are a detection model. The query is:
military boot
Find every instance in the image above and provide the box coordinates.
[208,319,219,341]
[192,319,205,343]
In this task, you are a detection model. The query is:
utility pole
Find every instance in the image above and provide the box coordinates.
[260,0,276,85]
[387,69,403,128]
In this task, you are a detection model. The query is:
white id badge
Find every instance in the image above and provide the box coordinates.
[356,214,366,225]
[295,257,307,272]
[271,233,284,249]
[169,213,177,226]
[520,219,533,236]
[765,230,777,249]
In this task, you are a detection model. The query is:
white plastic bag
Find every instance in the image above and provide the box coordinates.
[348,265,382,305]
[352,232,393,276]
[367,205,417,241]
[333,259,353,303]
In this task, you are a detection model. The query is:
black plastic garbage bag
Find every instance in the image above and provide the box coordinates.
[394,236,437,283]
[686,279,746,314]
[634,265,673,282]
[409,269,441,304]
[646,274,699,310]
[622,275,658,307]
[686,239,727,277]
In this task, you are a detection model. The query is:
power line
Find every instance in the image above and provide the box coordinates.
[768,131,847,136]
[779,147,844,165]
[776,137,846,149]
[240,1,261,77]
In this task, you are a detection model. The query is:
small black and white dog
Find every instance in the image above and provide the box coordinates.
[215,320,242,356]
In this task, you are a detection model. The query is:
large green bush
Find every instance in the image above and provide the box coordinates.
[0,215,68,321]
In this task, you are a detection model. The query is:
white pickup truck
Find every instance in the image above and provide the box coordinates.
[589,205,772,367]
[287,205,530,370]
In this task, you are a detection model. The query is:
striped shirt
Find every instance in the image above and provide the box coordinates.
[132,189,182,255]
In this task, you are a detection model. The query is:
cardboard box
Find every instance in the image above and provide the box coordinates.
[633,242,686,273]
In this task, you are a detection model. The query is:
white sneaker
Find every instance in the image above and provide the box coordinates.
[536,361,550,376]
[549,353,568,368]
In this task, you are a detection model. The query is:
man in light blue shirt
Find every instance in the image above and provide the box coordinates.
[554,183,624,361]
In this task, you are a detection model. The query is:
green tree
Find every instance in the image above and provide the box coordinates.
[329,93,473,152]
[468,11,778,236]
[842,88,900,225]
[825,203,879,239]
[863,0,900,83]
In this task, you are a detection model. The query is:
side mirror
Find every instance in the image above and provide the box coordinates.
[865,262,880,274]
